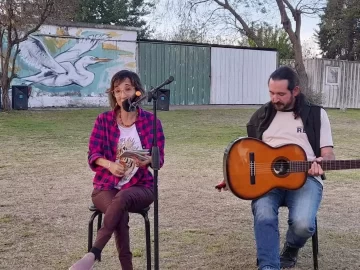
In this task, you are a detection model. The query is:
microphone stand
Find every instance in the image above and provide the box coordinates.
[150,90,160,270]
[146,76,174,270]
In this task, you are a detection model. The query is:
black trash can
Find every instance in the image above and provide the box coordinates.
[157,89,170,111]
[12,85,30,110]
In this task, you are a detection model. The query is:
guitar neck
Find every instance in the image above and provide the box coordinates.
[290,160,360,172]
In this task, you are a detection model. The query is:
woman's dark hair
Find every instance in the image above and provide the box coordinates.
[268,66,307,119]
[107,70,145,109]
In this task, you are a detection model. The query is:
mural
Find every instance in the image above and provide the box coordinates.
[11,24,137,107]
[19,35,112,87]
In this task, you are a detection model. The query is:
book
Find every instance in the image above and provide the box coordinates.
[119,149,150,161]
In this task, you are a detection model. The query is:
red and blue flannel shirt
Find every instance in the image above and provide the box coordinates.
[88,107,165,190]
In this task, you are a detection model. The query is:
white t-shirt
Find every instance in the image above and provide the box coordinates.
[114,124,142,189]
[262,108,333,184]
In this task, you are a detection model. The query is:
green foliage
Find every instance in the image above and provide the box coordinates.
[316,0,360,60]
[241,23,295,60]
[74,0,154,38]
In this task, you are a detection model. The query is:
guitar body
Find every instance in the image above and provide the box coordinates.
[223,137,308,200]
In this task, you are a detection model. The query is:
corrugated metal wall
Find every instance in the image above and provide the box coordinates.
[210,48,278,104]
[321,59,360,109]
[137,41,211,105]
[281,58,360,109]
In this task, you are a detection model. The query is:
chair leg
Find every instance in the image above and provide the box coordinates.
[142,212,151,270]
[312,218,319,270]
[88,211,98,252]
[97,212,102,262]
[97,212,102,231]
[88,211,102,262]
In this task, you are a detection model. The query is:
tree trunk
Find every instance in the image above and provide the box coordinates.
[293,41,309,96]
[1,75,11,111]
[1,54,11,110]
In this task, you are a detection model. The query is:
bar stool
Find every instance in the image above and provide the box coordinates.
[87,204,151,270]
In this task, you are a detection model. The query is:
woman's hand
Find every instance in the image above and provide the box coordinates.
[108,161,126,177]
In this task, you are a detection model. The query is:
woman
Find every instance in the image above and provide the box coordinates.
[69,70,165,270]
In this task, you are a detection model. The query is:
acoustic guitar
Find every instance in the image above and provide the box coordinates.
[223,137,360,200]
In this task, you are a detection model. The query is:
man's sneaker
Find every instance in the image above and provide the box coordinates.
[280,243,299,269]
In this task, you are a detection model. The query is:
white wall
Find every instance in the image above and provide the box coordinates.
[210,47,277,104]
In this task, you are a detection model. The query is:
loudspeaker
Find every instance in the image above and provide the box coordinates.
[157,89,170,111]
[12,85,29,110]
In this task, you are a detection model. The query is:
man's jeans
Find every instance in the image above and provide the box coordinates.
[251,176,323,270]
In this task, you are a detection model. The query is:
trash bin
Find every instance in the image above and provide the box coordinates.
[12,85,30,110]
[157,89,170,111]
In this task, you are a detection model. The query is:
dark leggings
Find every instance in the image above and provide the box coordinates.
[91,186,154,270]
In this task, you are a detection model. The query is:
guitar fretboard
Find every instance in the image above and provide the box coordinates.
[290,160,360,172]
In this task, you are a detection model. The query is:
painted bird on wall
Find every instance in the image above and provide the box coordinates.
[18,35,112,87]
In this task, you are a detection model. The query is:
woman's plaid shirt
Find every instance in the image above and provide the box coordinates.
[88,108,165,190]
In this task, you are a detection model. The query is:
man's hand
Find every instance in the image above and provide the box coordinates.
[215,179,228,192]
[308,157,324,176]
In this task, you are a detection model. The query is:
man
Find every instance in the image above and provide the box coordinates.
[217,66,335,270]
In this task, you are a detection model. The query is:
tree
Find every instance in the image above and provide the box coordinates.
[171,0,326,102]
[74,0,155,38]
[243,23,295,60]
[153,16,212,43]
[0,0,75,111]
[316,0,360,61]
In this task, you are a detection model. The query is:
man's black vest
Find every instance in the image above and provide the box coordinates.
[246,100,323,178]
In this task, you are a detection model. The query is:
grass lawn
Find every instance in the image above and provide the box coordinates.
[1,106,360,269]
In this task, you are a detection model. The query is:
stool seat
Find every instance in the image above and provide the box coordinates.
[88,204,150,215]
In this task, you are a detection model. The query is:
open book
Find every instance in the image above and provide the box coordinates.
[119,149,150,161]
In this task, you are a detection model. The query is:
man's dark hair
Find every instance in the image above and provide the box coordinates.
[268,66,300,92]
[268,66,307,119]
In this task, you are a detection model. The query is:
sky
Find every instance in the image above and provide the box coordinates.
[148,0,323,55]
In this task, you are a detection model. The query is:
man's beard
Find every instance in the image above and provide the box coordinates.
[272,95,295,111]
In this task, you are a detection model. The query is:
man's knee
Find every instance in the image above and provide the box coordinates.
[291,219,315,238]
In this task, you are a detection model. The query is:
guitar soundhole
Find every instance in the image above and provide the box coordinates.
[272,158,290,176]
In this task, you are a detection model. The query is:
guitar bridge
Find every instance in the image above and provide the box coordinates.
[249,152,255,185]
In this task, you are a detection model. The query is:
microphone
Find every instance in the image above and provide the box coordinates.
[122,76,175,111]
[147,76,174,102]
[122,90,142,112]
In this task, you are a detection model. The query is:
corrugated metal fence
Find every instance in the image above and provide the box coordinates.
[138,41,211,105]
[211,47,277,104]
[138,40,278,105]
[281,59,360,109]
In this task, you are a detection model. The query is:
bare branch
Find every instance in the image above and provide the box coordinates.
[213,0,262,46]
[189,0,212,14]
[15,1,54,43]
[283,0,297,19]
[275,0,297,42]
[203,7,223,26]
[299,4,325,14]
[296,0,304,9]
